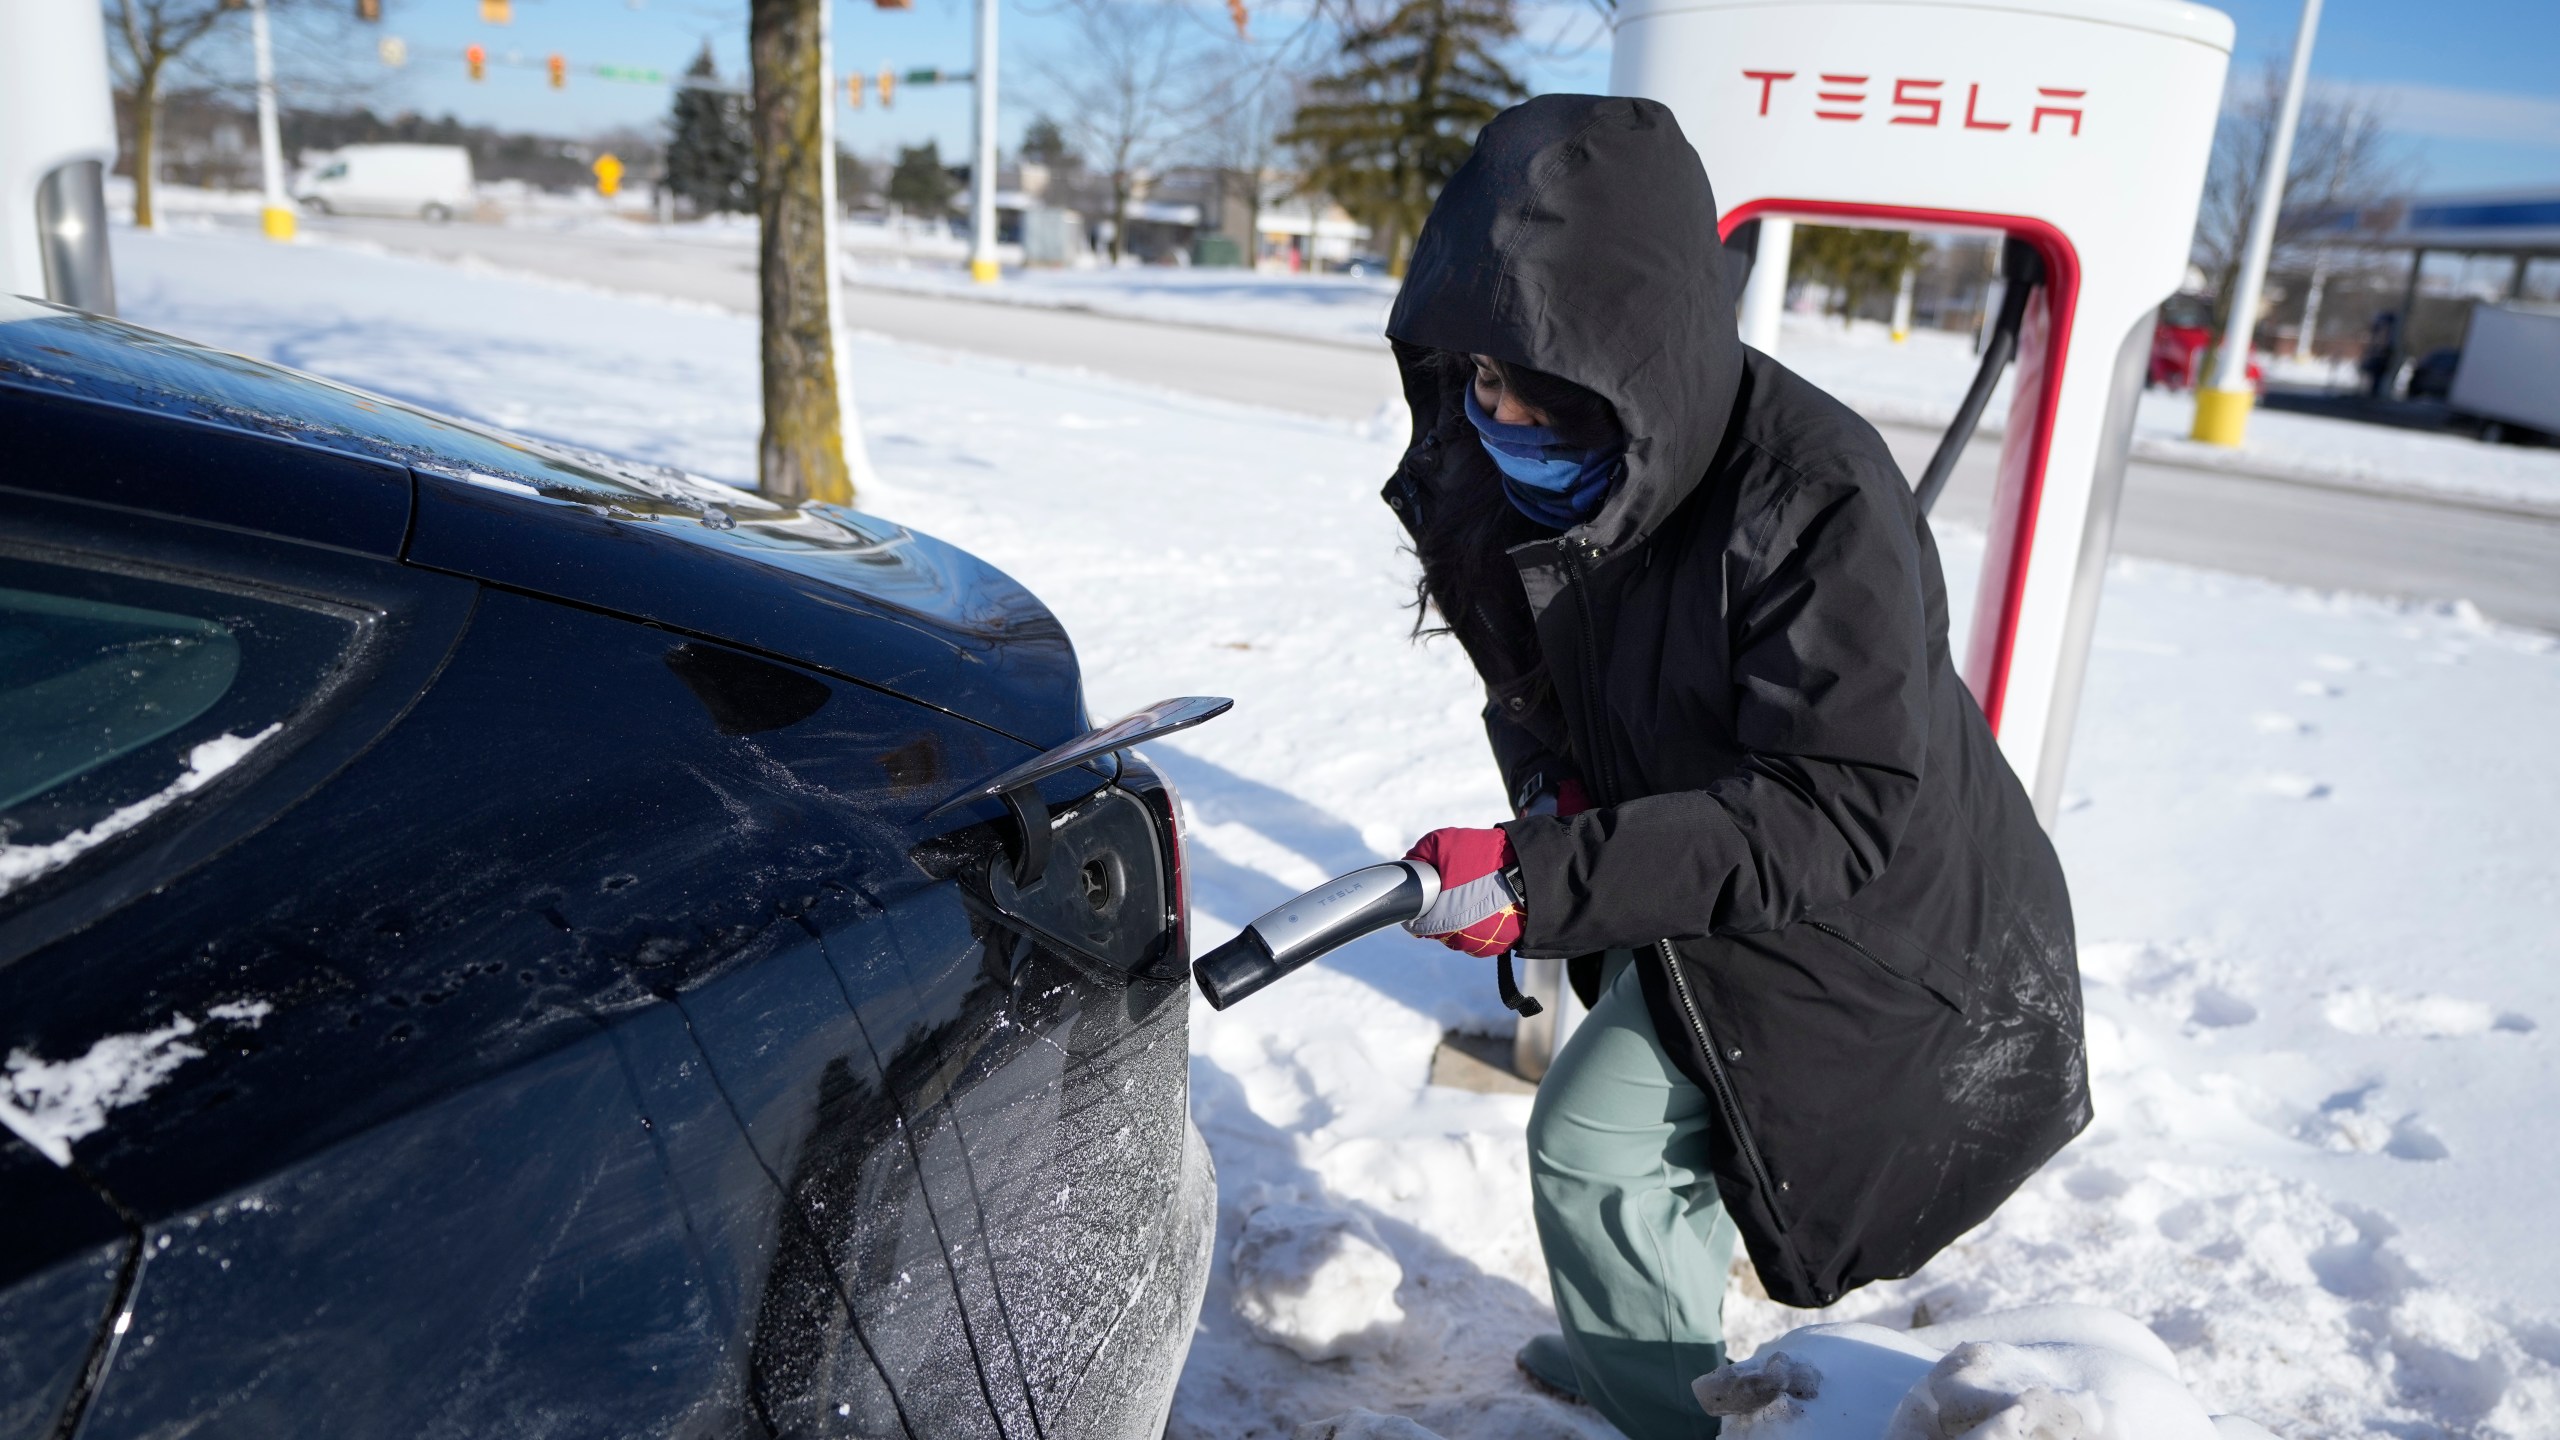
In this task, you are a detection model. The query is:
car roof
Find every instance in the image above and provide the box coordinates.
[0,297,1084,747]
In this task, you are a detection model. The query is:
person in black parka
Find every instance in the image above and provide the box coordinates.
[1381,96,2090,1437]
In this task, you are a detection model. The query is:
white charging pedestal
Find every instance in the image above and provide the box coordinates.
[1613,0,2232,821]
[0,0,120,313]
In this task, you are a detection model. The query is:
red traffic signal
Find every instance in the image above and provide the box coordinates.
[465,43,486,80]
[548,52,566,88]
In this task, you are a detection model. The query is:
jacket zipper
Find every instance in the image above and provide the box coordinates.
[1805,919,1887,972]
[1657,939,1789,1234]
[1564,544,1623,805]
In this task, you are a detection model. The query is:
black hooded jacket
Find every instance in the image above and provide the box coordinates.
[1384,95,2089,1309]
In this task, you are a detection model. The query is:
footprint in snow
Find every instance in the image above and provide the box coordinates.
[2312,653,2363,673]
[2248,772,2330,800]
[2321,986,2535,1039]
[2251,712,2314,735]
[2298,1084,2449,1161]
[2294,679,2343,698]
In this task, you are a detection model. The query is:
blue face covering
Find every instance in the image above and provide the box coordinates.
[1463,386,1623,529]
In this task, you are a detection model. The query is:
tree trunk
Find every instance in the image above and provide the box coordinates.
[749,0,851,504]
[132,62,162,230]
[1109,176,1130,263]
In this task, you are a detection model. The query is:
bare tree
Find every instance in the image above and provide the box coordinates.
[1187,47,1299,256]
[108,0,244,229]
[749,0,852,503]
[2191,62,2408,335]
[107,0,377,228]
[1036,0,1203,263]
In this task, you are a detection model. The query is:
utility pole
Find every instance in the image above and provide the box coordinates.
[2193,0,2322,446]
[967,0,999,282]
[249,0,292,241]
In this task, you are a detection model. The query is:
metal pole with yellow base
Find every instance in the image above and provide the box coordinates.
[2191,0,2322,447]
[966,0,999,283]
[249,0,294,242]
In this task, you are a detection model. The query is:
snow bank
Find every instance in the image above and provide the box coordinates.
[1233,1188,1409,1362]
[1696,1305,2248,1438]
[0,1000,272,1165]
[0,725,281,898]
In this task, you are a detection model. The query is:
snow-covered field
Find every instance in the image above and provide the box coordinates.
[103,227,2560,1437]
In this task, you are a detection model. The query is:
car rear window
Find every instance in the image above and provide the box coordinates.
[0,550,363,902]
[0,588,241,811]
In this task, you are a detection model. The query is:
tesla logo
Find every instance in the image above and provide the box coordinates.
[1744,70,2085,135]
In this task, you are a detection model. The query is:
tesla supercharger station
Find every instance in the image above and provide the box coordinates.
[1521,0,2232,1075]
[1619,0,2231,817]
[1,0,121,313]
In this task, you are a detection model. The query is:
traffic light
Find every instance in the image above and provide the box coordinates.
[593,154,624,198]
[479,0,510,23]
[847,72,865,109]
[548,52,566,88]
[875,0,912,10]
[354,0,380,21]
[466,42,486,80]
[1226,0,1247,36]
[878,67,894,109]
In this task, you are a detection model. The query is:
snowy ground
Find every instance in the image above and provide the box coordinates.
[104,226,2560,1438]
[839,259,1402,347]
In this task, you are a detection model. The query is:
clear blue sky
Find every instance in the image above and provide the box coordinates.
[338,0,2559,191]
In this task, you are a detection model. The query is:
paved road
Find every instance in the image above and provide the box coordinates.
[311,215,2560,632]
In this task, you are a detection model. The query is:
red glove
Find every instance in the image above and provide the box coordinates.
[1402,826,1523,957]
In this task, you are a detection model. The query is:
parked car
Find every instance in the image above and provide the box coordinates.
[0,295,1217,1439]
[2406,347,2461,402]
[292,143,475,222]
[2147,292,2262,391]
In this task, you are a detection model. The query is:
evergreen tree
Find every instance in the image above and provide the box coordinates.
[1020,116,1077,172]
[1283,0,1524,276]
[1791,226,1927,326]
[665,42,754,216]
[887,141,961,216]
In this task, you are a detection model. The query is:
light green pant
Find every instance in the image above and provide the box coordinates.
[1528,952,1736,1440]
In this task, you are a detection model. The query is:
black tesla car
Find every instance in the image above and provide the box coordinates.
[0,295,1221,1440]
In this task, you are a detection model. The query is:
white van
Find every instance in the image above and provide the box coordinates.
[293,144,475,222]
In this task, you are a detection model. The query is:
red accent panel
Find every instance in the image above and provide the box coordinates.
[1718,199,2083,733]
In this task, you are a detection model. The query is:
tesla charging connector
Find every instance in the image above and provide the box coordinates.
[1192,860,1441,1010]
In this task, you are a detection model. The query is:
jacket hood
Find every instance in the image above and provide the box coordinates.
[1387,94,1741,557]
